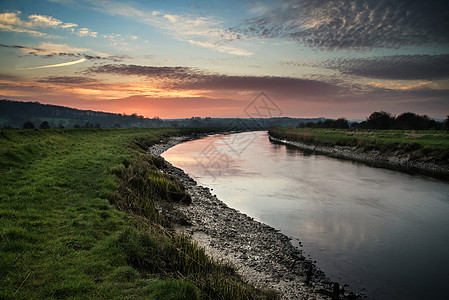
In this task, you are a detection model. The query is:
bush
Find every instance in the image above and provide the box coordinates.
[39,121,51,129]
[22,121,35,129]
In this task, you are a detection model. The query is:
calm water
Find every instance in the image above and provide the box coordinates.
[162,131,449,299]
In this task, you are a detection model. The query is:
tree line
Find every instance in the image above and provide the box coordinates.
[298,111,449,130]
[2,100,447,131]
[1,99,324,129]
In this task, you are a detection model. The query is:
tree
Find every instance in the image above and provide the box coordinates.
[334,118,349,129]
[366,111,395,129]
[444,116,449,130]
[396,112,430,130]
[39,121,51,129]
[22,121,35,129]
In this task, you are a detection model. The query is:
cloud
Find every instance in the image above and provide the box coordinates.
[0,44,34,51]
[29,42,91,55]
[81,0,249,56]
[0,11,99,38]
[3,62,448,118]
[87,64,340,98]
[0,22,48,37]
[28,14,63,27]
[87,64,201,81]
[187,40,252,56]
[234,0,449,50]
[0,42,128,61]
[0,11,31,27]
[1,42,85,58]
[0,73,21,81]
[321,55,449,80]
[60,22,78,29]
[17,58,87,70]
[0,11,74,30]
[77,27,97,37]
[102,33,140,47]
[37,76,98,84]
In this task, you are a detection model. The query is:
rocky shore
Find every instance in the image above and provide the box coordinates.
[268,135,449,179]
[148,135,361,300]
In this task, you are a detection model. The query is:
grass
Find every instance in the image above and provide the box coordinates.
[0,128,276,299]
[269,127,449,163]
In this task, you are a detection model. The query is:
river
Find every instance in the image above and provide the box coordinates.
[162,131,449,299]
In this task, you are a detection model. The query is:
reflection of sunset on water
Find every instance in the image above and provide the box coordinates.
[163,131,449,300]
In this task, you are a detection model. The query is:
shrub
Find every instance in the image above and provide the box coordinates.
[39,121,51,129]
[22,121,35,129]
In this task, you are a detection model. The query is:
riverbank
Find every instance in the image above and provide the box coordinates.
[268,127,449,179]
[0,128,275,299]
[150,135,361,300]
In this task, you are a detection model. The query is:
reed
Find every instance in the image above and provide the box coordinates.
[111,138,278,299]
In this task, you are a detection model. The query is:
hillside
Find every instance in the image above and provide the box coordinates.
[0,99,162,129]
[0,99,324,129]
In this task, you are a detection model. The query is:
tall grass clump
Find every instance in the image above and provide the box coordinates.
[109,137,278,299]
[109,155,191,226]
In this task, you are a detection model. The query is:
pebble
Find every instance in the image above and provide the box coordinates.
[148,135,363,300]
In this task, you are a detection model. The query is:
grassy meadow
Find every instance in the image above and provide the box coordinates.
[0,128,276,299]
[269,127,449,163]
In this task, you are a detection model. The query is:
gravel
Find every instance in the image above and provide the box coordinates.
[148,135,362,300]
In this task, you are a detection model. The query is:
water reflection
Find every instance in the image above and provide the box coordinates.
[163,131,449,300]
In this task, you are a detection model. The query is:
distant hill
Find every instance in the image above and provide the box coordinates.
[0,99,161,129]
[0,99,324,129]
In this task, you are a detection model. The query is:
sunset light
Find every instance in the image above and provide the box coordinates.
[1,0,448,118]
[2,2,449,299]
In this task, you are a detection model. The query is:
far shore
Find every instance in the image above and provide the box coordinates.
[268,134,449,180]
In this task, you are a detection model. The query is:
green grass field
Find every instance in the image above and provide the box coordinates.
[0,128,275,299]
[269,127,449,162]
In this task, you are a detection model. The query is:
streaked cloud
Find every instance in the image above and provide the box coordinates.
[187,40,252,56]
[60,22,78,29]
[85,63,449,107]
[17,57,87,70]
[0,22,48,37]
[87,64,201,82]
[84,0,250,56]
[321,55,449,80]
[1,0,448,118]
[0,42,128,61]
[234,0,449,50]
[28,42,90,56]
[87,63,340,97]
[37,76,98,84]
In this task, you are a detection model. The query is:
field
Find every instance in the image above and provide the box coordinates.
[0,128,275,299]
[268,127,449,162]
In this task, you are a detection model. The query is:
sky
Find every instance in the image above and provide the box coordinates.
[0,0,448,119]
